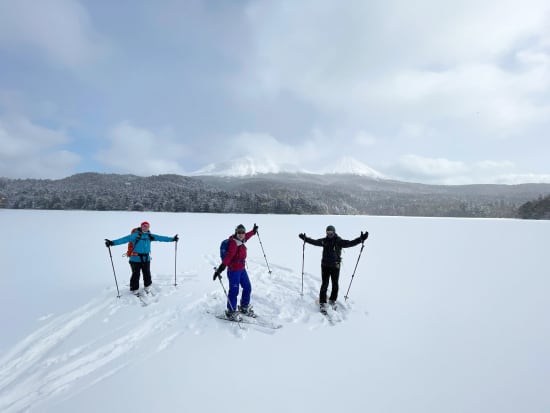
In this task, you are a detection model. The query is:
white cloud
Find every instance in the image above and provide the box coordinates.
[1,1,548,183]
[391,154,550,184]
[0,0,105,67]
[0,115,80,178]
[489,173,550,184]
[396,154,467,178]
[231,132,298,162]
[96,121,188,176]
[354,131,376,146]
[242,0,550,139]
[213,128,380,172]
[378,62,550,137]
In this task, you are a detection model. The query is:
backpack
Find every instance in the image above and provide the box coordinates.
[219,237,244,263]
[322,235,343,265]
[219,238,230,261]
[125,227,141,257]
[125,227,153,257]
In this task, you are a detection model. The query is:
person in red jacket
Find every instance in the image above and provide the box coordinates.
[213,223,258,320]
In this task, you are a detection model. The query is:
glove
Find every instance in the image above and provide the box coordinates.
[253,223,258,234]
[213,263,226,281]
[105,239,114,247]
[173,234,179,242]
[299,233,306,240]
[360,231,369,241]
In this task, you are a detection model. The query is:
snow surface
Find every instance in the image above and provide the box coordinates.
[1,210,549,413]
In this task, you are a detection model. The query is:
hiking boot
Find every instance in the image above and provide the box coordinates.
[238,305,255,317]
[225,310,242,322]
[320,303,328,314]
[131,289,139,296]
[144,285,153,295]
[329,300,337,310]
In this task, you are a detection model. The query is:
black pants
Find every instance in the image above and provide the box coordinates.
[129,260,152,291]
[320,264,340,304]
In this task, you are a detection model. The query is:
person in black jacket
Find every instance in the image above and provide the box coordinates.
[299,225,368,313]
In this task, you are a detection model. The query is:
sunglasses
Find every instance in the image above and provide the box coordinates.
[326,230,334,234]
[236,230,246,234]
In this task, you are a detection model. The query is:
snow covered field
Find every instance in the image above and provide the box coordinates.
[1,210,549,413]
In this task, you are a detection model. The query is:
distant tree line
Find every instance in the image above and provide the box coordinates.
[0,174,334,214]
[1,172,549,218]
[518,195,550,219]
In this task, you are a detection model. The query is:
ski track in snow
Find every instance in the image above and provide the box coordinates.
[0,257,363,412]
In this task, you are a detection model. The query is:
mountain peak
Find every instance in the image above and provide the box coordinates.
[189,156,383,178]
[319,156,385,178]
[189,156,280,177]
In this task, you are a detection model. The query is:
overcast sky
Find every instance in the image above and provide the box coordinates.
[1,0,550,184]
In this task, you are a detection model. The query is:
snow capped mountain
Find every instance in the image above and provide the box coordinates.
[189,156,285,177]
[318,156,385,178]
[190,156,384,178]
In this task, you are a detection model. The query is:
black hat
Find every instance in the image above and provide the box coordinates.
[235,224,246,233]
[326,225,336,232]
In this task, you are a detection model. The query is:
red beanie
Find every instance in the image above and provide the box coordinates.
[141,221,150,227]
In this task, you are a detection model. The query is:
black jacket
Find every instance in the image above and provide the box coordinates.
[303,234,362,268]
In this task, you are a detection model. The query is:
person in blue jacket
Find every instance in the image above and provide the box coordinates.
[105,221,178,294]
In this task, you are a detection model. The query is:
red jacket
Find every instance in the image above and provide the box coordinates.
[222,230,255,271]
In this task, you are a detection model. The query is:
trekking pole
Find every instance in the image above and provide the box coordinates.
[301,239,305,297]
[216,273,243,329]
[174,239,178,287]
[344,240,366,301]
[107,245,121,298]
[256,230,272,275]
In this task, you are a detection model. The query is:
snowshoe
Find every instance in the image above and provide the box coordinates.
[238,305,256,317]
[225,310,242,322]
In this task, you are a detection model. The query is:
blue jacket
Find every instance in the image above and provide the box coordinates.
[112,230,174,262]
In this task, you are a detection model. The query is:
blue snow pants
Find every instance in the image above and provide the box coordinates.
[226,269,251,311]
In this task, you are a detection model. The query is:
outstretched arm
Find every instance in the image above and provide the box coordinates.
[299,233,324,247]
[339,231,369,248]
[109,233,137,246]
[150,233,177,242]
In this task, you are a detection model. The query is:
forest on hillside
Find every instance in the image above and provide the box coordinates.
[1,173,550,218]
